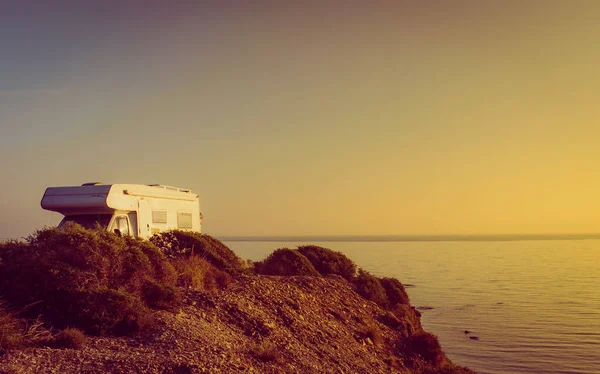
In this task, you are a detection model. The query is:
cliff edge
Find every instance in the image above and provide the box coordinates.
[0,228,473,374]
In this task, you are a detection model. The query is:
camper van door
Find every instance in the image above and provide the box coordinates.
[138,199,152,239]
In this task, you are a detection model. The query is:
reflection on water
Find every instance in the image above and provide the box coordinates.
[224,239,600,374]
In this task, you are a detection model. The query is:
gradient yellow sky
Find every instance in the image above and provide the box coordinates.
[1,2,599,237]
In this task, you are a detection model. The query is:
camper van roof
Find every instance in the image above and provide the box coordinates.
[75,183,194,194]
[41,183,199,215]
[147,184,192,193]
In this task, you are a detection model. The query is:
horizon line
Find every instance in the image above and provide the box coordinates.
[215,233,600,242]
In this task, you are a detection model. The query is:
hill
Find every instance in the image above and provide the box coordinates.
[0,227,472,373]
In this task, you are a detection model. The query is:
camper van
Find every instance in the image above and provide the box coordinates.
[41,183,202,239]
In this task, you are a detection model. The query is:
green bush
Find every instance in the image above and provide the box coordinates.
[352,269,388,308]
[150,231,244,275]
[296,245,356,280]
[379,277,410,308]
[255,248,320,277]
[0,224,178,336]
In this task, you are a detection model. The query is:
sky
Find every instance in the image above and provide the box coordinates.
[1,1,599,238]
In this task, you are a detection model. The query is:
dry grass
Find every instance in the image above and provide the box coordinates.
[171,255,232,292]
[171,255,212,290]
[0,363,32,374]
[23,316,52,345]
[0,301,53,350]
[53,327,86,349]
[0,301,24,350]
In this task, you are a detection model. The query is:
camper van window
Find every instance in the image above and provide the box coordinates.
[177,212,193,229]
[152,210,168,224]
[59,214,112,230]
[117,216,130,236]
[110,216,130,236]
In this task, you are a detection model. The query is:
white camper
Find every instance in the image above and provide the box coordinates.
[41,183,202,239]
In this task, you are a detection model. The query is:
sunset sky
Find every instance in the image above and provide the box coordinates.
[1,1,599,238]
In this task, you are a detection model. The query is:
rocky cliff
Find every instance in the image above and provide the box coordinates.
[1,275,472,373]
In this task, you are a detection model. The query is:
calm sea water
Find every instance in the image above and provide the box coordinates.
[222,239,600,374]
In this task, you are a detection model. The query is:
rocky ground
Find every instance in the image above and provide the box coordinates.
[0,275,473,374]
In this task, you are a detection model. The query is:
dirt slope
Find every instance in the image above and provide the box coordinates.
[0,275,472,374]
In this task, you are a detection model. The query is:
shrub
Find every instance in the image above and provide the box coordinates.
[389,304,422,338]
[296,245,356,280]
[0,224,178,336]
[204,265,233,290]
[352,269,388,308]
[171,255,232,292]
[250,340,280,362]
[384,355,405,371]
[255,248,320,277]
[69,288,149,335]
[380,311,401,328]
[53,328,86,349]
[142,280,181,310]
[0,301,24,350]
[404,331,446,366]
[150,231,244,275]
[128,238,179,287]
[378,277,410,308]
[171,255,211,290]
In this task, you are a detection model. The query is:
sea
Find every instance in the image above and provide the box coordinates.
[222,237,600,374]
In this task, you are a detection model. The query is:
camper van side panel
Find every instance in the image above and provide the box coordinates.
[137,199,152,239]
[140,197,200,236]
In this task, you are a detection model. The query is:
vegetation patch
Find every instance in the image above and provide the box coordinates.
[379,277,410,308]
[352,269,388,308]
[389,304,422,337]
[53,328,86,349]
[296,245,357,280]
[150,231,244,275]
[0,301,24,350]
[0,224,179,336]
[255,248,320,277]
[403,331,446,366]
[250,340,280,362]
[142,280,181,310]
[171,255,232,292]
